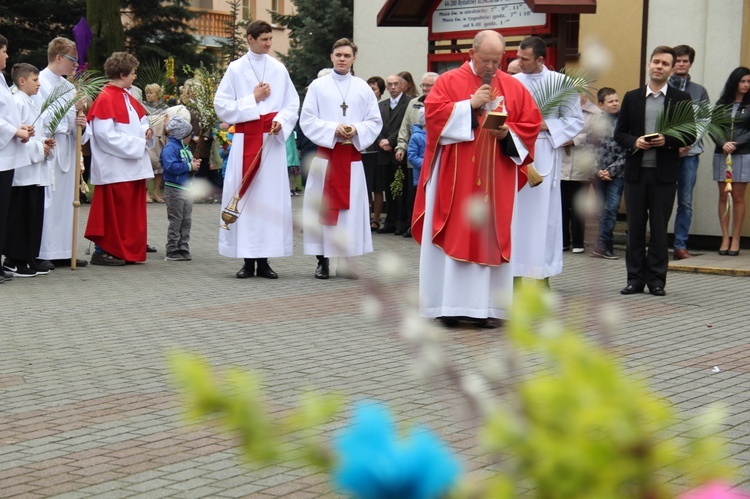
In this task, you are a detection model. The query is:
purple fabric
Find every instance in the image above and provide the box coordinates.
[72,18,93,74]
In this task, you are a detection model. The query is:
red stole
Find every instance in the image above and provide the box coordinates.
[234,112,277,197]
[411,62,541,266]
[88,85,147,124]
[317,144,362,225]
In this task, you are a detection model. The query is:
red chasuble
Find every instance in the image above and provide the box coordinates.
[412,62,541,266]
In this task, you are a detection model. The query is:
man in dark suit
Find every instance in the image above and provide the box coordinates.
[374,74,408,233]
[615,46,693,297]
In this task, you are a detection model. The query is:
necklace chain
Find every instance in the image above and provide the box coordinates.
[248,54,267,84]
[333,74,352,116]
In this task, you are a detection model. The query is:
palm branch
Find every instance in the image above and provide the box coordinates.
[135,59,166,90]
[655,100,735,146]
[529,68,595,118]
[44,71,107,136]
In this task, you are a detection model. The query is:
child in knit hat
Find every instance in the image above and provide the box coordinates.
[160,115,200,261]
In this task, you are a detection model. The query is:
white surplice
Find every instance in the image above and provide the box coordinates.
[513,67,583,279]
[214,51,299,259]
[419,100,529,320]
[38,68,78,260]
[12,92,50,187]
[88,94,155,185]
[299,70,382,257]
[0,76,29,172]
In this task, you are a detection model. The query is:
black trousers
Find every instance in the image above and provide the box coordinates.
[0,169,14,262]
[5,184,45,262]
[560,180,589,249]
[624,168,677,289]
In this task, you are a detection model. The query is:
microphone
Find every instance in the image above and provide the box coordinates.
[483,71,493,87]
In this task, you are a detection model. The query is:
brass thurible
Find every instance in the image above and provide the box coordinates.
[220,194,241,230]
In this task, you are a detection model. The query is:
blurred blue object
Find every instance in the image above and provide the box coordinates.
[334,401,460,499]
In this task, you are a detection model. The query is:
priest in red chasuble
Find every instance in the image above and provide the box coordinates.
[412,30,541,328]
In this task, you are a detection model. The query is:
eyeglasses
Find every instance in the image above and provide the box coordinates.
[60,53,78,64]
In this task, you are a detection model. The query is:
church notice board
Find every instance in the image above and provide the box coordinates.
[429,0,551,40]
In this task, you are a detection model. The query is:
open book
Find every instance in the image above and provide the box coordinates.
[482,111,507,130]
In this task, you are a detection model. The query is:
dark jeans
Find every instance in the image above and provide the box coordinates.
[560,179,589,248]
[594,177,624,252]
[673,154,699,250]
[0,169,14,262]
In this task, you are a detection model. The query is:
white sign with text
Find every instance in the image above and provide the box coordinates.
[432,0,547,34]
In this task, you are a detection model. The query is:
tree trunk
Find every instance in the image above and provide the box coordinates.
[86,0,124,71]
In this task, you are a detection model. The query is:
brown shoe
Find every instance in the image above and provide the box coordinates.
[673,249,693,260]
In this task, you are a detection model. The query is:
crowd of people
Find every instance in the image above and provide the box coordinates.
[1,26,749,330]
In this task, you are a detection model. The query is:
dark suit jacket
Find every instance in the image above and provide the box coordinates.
[377,95,408,166]
[614,85,693,183]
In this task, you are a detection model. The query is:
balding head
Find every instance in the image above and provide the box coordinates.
[506,58,521,75]
[473,30,505,53]
[470,30,506,77]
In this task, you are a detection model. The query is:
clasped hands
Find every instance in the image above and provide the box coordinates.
[15,124,34,143]
[254,82,271,103]
[336,124,357,141]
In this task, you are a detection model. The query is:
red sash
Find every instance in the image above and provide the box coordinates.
[317,144,361,226]
[234,112,277,197]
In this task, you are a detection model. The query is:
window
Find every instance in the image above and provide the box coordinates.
[242,0,252,19]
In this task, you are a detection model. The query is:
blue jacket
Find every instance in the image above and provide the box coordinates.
[407,124,426,186]
[161,136,194,189]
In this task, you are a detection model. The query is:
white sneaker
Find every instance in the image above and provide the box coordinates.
[572,247,584,254]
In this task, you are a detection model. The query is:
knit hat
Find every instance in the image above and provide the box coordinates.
[166,115,192,140]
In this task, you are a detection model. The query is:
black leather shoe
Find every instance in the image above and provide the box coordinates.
[256,263,278,279]
[649,286,666,296]
[394,228,405,236]
[236,265,254,278]
[728,250,740,256]
[719,249,729,256]
[438,317,459,328]
[315,257,329,279]
[620,284,644,295]
[472,318,499,329]
[378,224,396,234]
[402,229,412,238]
[146,245,157,253]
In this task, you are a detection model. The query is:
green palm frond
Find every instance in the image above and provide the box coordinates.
[655,100,735,146]
[44,71,107,136]
[529,68,595,118]
[136,59,166,89]
[32,83,71,126]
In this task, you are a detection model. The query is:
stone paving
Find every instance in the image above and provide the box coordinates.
[2,198,750,498]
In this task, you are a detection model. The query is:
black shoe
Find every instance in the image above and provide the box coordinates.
[649,286,666,296]
[0,270,12,282]
[3,261,36,278]
[51,258,88,267]
[620,284,644,295]
[728,250,740,256]
[236,265,254,278]
[164,252,187,261]
[438,317,459,328]
[146,245,157,253]
[402,229,412,238]
[719,249,729,256]
[30,261,50,276]
[378,224,396,234]
[256,261,278,279]
[591,248,618,260]
[35,259,55,272]
[315,257,329,279]
[179,250,192,261]
[394,228,405,236]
